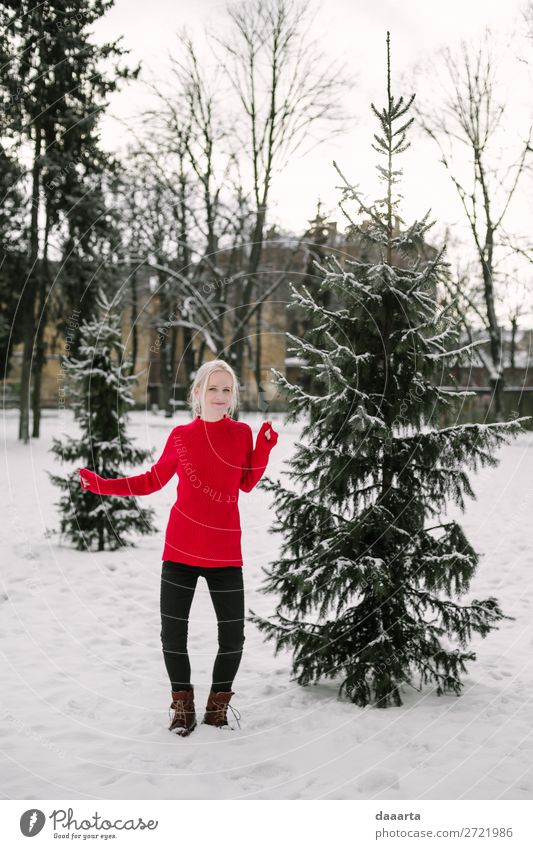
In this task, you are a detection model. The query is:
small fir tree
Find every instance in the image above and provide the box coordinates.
[248,33,528,707]
[48,290,157,551]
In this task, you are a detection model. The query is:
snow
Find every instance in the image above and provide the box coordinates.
[1,408,532,800]
[284,356,307,367]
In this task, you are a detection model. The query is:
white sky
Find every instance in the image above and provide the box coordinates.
[92,0,533,318]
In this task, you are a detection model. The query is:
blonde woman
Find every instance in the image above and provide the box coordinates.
[79,359,279,736]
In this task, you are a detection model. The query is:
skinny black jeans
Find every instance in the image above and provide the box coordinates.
[160,560,245,693]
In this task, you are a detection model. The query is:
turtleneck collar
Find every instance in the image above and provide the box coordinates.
[195,413,229,427]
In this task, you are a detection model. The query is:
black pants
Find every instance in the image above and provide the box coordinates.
[160,560,245,693]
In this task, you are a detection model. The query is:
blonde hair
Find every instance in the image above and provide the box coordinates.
[188,359,240,419]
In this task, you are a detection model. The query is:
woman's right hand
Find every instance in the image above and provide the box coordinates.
[79,468,101,493]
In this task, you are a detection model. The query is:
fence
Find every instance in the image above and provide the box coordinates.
[438,388,533,429]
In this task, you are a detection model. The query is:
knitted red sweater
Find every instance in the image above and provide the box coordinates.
[79,415,279,567]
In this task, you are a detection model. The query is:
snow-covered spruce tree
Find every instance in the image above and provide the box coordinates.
[48,290,156,551]
[248,32,527,708]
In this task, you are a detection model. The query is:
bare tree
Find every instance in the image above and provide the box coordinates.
[123,47,256,409]
[114,134,222,417]
[438,258,497,381]
[212,0,351,386]
[410,29,532,420]
[119,21,323,413]
[108,1,350,414]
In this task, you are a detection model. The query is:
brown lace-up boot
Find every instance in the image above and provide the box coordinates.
[202,689,241,730]
[168,688,197,736]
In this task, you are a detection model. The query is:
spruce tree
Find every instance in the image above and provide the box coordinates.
[0,145,26,380]
[249,33,528,708]
[47,290,157,551]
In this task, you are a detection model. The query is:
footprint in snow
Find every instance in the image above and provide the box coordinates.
[356,768,400,794]
[247,761,292,781]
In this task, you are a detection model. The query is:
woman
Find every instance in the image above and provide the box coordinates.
[79,359,279,737]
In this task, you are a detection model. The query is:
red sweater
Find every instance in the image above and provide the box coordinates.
[79,415,279,567]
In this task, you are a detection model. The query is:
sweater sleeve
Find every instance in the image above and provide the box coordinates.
[239,421,279,493]
[79,428,179,497]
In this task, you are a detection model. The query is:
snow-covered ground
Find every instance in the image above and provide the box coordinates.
[1,408,532,800]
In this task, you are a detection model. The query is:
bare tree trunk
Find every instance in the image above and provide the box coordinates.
[510,315,518,368]
[128,265,138,377]
[19,125,42,443]
[183,324,195,385]
[254,296,268,415]
[31,205,52,438]
[31,271,47,438]
[156,267,172,416]
[481,250,504,417]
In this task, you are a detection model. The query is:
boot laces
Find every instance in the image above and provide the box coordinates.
[169,695,193,727]
[211,697,242,730]
[169,702,186,725]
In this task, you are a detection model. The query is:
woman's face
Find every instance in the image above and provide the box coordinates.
[199,371,233,417]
